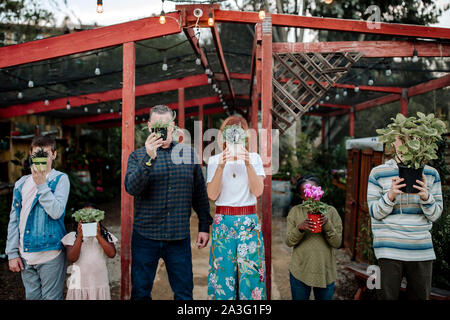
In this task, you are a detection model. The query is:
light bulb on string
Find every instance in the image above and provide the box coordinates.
[324,0,334,4]
[368,78,374,86]
[97,0,103,13]
[97,107,101,113]
[212,83,217,90]
[94,53,101,75]
[335,93,340,100]
[195,57,201,65]
[259,2,266,20]
[354,85,360,92]
[159,0,166,25]
[343,89,348,97]
[84,106,89,112]
[162,56,168,71]
[110,108,114,113]
[66,100,71,110]
[207,76,212,84]
[28,80,34,88]
[44,99,49,106]
[385,65,392,76]
[412,49,419,63]
[325,95,330,101]
[208,11,214,27]
[17,91,23,99]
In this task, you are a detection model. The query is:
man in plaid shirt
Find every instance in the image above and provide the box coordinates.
[125,105,212,300]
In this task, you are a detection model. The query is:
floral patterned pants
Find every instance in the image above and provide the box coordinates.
[207,213,267,300]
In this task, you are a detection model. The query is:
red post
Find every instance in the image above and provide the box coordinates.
[260,13,273,300]
[121,41,135,300]
[178,87,185,143]
[198,104,204,166]
[349,109,355,137]
[401,89,408,116]
[250,79,259,153]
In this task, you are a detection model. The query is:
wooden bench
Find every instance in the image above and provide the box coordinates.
[347,261,450,300]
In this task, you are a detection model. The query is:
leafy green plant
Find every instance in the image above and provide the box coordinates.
[72,208,105,223]
[376,112,447,169]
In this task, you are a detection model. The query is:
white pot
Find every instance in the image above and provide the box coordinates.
[226,142,244,157]
[82,222,97,237]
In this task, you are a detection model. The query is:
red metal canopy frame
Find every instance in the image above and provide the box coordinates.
[0,5,449,300]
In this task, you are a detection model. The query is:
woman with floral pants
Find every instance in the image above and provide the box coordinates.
[206,116,266,300]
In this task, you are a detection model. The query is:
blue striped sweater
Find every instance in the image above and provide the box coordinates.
[367,159,443,261]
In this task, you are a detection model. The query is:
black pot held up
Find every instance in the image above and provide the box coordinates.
[152,127,168,141]
[398,164,424,194]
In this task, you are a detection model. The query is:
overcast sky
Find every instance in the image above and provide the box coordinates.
[51,0,449,28]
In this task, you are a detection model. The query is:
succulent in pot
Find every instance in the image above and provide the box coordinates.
[149,120,172,141]
[31,148,48,172]
[376,112,447,193]
[72,208,105,237]
[222,124,247,156]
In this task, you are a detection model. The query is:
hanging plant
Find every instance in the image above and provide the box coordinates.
[376,112,447,192]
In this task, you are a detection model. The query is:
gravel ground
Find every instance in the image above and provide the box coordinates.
[0,201,358,300]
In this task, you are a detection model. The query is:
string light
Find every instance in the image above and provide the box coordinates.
[335,93,340,99]
[368,78,374,86]
[325,95,330,101]
[97,0,103,13]
[343,89,348,97]
[195,57,201,65]
[94,53,101,75]
[207,74,212,84]
[324,0,334,4]
[208,11,214,27]
[110,108,114,113]
[385,64,392,76]
[258,2,266,20]
[159,0,166,25]
[84,106,88,112]
[66,100,71,110]
[354,85,359,92]
[97,107,101,113]
[162,56,168,71]
[412,49,419,63]
[44,99,49,106]
[17,91,23,99]
[205,66,211,75]
[28,80,34,88]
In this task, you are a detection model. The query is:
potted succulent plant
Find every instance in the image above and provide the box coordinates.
[31,148,48,172]
[222,124,247,156]
[72,208,105,237]
[299,184,329,233]
[376,112,447,193]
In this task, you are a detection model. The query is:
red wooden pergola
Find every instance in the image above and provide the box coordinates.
[0,4,449,300]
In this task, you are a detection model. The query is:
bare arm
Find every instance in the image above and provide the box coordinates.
[66,223,83,263]
[207,150,228,201]
[96,224,116,258]
[245,163,264,197]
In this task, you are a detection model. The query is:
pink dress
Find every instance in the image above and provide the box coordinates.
[61,231,117,300]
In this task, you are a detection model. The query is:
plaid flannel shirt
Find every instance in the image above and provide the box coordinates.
[124,142,212,240]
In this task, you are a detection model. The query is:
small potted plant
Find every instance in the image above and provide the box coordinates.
[376,112,447,193]
[148,119,174,141]
[31,148,48,171]
[299,184,329,233]
[222,124,247,156]
[72,208,105,237]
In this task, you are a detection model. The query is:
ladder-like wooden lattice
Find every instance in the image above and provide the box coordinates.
[272,52,364,133]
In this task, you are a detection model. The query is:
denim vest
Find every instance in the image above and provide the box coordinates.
[13,173,66,253]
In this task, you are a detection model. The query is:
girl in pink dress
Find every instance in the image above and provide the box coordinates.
[61,219,117,300]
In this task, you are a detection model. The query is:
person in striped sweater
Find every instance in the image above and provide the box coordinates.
[367,140,443,300]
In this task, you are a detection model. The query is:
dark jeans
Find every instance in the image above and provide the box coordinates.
[131,230,193,300]
[378,258,433,300]
[289,272,335,300]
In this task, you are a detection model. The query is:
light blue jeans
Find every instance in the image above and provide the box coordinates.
[20,251,66,300]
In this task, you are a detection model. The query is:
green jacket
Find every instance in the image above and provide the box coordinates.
[285,204,343,288]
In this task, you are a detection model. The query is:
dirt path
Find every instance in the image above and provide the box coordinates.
[0,199,358,300]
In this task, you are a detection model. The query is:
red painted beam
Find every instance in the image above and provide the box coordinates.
[211,24,235,104]
[260,14,273,300]
[407,73,450,96]
[62,95,222,126]
[121,41,135,301]
[0,74,209,118]
[272,41,450,57]
[214,10,450,40]
[178,87,185,130]
[0,12,181,69]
